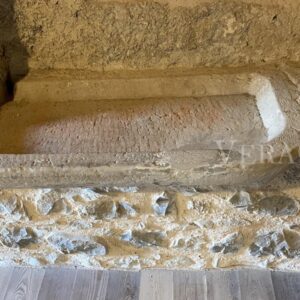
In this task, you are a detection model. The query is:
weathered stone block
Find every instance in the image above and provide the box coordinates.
[256,195,299,216]
[4,0,300,73]
[0,68,298,189]
[229,191,252,209]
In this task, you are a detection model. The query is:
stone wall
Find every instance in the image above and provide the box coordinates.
[0,0,299,79]
[0,0,299,270]
[1,187,300,270]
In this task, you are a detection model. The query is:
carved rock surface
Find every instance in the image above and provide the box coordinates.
[2,0,299,74]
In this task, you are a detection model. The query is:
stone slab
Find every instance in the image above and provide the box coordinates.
[0,67,298,189]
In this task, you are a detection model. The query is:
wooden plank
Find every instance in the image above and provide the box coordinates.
[139,270,174,300]
[4,267,45,300]
[173,270,207,300]
[70,269,109,300]
[206,270,241,300]
[0,267,15,299]
[105,270,140,300]
[37,267,77,300]
[238,269,275,300]
[271,270,300,300]
[2,267,300,300]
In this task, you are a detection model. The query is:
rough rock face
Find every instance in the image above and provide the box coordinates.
[249,232,288,257]
[0,227,37,248]
[47,233,106,256]
[256,195,299,216]
[0,188,299,270]
[0,0,299,79]
[118,201,137,217]
[122,230,167,248]
[87,200,118,220]
[152,192,175,216]
[211,232,243,254]
[0,54,6,104]
[229,191,252,209]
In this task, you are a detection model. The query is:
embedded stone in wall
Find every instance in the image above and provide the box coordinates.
[249,232,288,257]
[48,233,106,256]
[51,199,72,214]
[229,191,252,209]
[256,195,299,216]
[152,193,173,216]
[0,192,24,219]
[36,190,60,215]
[118,201,137,217]
[211,232,243,254]
[122,230,167,247]
[0,227,37,248]
[87,200,117,220]
[283,229,300,257]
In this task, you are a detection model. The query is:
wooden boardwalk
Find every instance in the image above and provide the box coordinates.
[0,267,299,300]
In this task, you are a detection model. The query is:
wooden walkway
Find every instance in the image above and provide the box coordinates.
[0,267,299,300]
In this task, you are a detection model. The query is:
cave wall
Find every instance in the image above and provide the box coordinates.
[0,0,299,79]
[0,0,299,269]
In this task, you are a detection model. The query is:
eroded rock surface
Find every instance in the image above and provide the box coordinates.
[48,233,106,256]
[1,0,299,76]
[0,227,37,248]
[152,193,172,216]
[256,195,299,216]
[249,232,288,257]
[0,188,298,269]
[229,191,252,209]
[211,232,243,254]
[87,200,117,220]
[118,201,137,217]
[122,230,167,248]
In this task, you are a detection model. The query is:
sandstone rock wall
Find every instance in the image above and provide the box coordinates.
[0,0,299,79]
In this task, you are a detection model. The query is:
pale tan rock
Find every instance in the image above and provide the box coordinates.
[4,0,299,74]
[0,67,298,189]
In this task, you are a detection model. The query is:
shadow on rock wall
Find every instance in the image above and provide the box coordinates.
[0,0,28,101]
